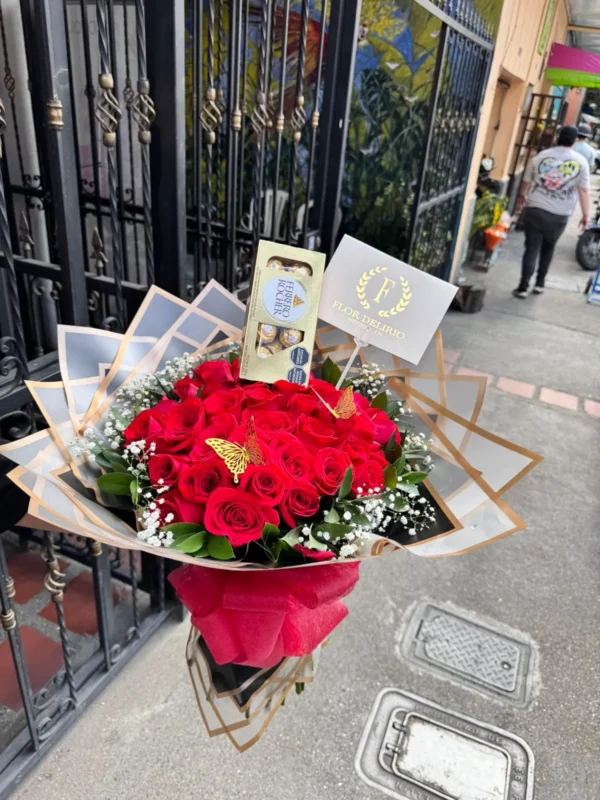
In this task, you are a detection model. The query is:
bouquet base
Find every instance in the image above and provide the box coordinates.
[186,627,320,751]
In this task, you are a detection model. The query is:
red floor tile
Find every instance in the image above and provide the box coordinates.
[496,376,536,399]
[0,626,64,711]
[6,551,68,605]
[540,387,578,411]
[455,366,495,386]
[442,349,461,364]
[584,399,600,418]
[39,572,124,637]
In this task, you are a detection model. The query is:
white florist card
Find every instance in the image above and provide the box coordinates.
[318,235,458,365]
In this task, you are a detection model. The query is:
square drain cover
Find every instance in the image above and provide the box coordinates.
[356,688,534,800]
[400,603,533,705]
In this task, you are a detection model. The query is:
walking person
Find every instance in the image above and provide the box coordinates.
[572,123,596,170]
[513,125,590,298]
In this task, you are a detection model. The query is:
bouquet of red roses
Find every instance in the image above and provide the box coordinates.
[0,277,541,750]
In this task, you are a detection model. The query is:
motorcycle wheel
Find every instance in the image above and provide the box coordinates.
[576,228,600,271]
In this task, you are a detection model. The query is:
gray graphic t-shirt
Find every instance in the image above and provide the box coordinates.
[524,146,590,217]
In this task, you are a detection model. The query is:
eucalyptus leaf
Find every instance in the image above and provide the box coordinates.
[314,522,354,540]
[130,480,139,505]
[396,483,420,497]
[177,532,207,553]
[193,545,209,558]
[370,391,388,411]
[97,472,134,496]
[207,535,235,560]
[337,466,353,500]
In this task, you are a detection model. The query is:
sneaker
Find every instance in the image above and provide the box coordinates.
[532,285,544,294]
[512,288,528,299]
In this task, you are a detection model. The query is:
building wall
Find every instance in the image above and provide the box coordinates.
[450,0,571,280]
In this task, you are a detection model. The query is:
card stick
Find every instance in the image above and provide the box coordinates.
[335,330,370,389]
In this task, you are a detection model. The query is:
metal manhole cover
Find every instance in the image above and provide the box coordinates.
[400,603,533,705]
[356,688,535,800]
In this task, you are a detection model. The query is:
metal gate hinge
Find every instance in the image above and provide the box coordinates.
[46,95,64,131]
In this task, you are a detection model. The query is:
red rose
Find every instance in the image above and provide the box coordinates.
[148,454,187,487]
[249,410,296,434]
[296,416,337,449]
[240,464,289,507]
[242,383,276,407]
[162,397,206,452]
[178,456,232,503]
[173,375,203,400]
[294,544,336,561]
[273,380,310,395]
[204,387,245,420]
[122,407,165,445]
[352,459,385,496]
[342,435,381,465]
[193,360,236,392]
[158,490,204,525]
[189,414,238,459]
[204,488,278,547]
[287,392,321,417]
[314,448,352,495]
[335,414,376,443]
[270,434,316,481]
[365,408,400,445]
[280,481,321,527]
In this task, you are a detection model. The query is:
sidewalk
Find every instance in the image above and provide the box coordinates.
[13,222,600,800]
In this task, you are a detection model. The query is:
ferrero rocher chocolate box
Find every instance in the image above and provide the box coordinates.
[240,240,326,386]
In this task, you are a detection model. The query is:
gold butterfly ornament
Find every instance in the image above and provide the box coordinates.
[311,386,358,419]
[206,417,263,483]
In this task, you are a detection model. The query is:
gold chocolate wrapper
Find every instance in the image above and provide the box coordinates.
[240,240,325,386]
[279,328,303,346]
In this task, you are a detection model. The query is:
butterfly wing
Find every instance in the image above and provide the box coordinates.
[334,386,358,419]
[245,417,264,466]
[205,439,249,482]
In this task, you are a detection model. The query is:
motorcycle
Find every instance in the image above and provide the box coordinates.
[576,198,600,272]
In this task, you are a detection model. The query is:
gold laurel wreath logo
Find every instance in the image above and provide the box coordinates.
[356,266,387,310]
[377,276,412,318]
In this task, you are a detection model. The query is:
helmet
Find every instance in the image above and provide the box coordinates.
[578,123,593,138]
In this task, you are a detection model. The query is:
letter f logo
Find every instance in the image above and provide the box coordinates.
[373,276,396,305]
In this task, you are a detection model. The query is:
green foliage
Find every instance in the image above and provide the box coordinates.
[470,192,508,239]
[97,472,133,496]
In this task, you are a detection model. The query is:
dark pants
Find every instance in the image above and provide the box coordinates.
[518,207,569,291]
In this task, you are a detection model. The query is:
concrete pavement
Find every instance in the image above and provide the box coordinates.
[13,219,600,800]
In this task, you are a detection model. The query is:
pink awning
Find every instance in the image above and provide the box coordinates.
[546,42,600,88]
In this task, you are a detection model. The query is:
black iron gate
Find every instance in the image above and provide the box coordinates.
[407,1,495,277]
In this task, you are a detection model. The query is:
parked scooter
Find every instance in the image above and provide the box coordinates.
[576,198,600,271]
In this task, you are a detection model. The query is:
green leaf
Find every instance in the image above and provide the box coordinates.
[193,546,209,558]
[393,454,406,474]
[262,523,280,539]
[370,391,388,410]
[337,466,353,500]
[384,465,397,489]
[401,471,428,485]
[94,452,113,470]
[324,507,340,524]
[386,401,401,420]
[281,527,301,546]
[321,357,342,387]
[307,531,329,551]
[385,495,410,512]
[105,452,128,470]
[162,523,205,537]
[384,432,402,462]
[396,483,420,497]
[97,472,134,496]
[130,480,139,504]
[314,522,354,540]
[207,535,235,560]
[175,532,206,553]
[228,349,238,364]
